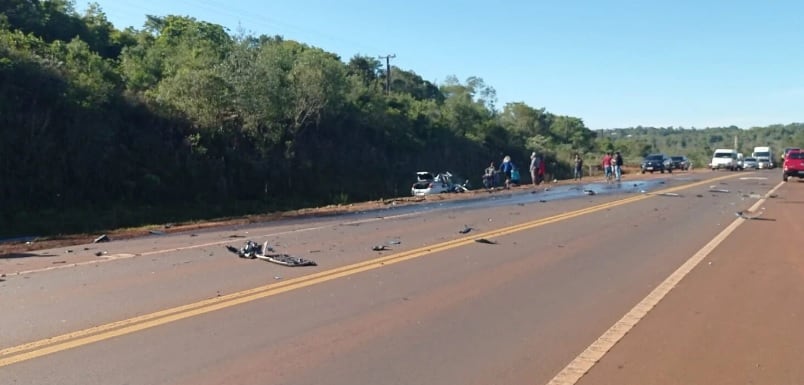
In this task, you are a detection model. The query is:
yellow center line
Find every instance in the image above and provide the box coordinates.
[0,174,737,367]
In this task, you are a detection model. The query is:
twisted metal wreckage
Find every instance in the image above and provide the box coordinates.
[225,240,317,267]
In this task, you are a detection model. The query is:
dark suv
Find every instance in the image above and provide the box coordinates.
[670,155,691,170]
[641,154,673,174]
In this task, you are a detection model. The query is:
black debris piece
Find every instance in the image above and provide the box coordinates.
[387,240,402,245]
[459,226,473,234]
[149,230,166,235]
[696,194,704,198]
[93,234,110,243]
[94,251,107,256]
[228,234,245,238]
[583,190,596,196]
[475,238,498,245]
[539,199,547,203]
[372,245,390,251]
[709,189,730,193]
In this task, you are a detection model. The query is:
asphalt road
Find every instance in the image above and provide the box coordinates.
[1,170,800,385]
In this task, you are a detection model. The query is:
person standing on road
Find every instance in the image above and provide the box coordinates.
[602,152,613,183]
[614,151,624,181]
[501,155,514,189]
[530,152,540,187]
[574,154,584,181]
[537,155,546,185]
[483,161,496,189]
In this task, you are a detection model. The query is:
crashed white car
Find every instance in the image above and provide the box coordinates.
[411,171,465,196]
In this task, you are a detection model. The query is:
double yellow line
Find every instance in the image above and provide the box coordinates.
[0,174,736,367]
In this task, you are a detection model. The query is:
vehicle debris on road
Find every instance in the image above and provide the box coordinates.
[93,234,110,243]
[475,238,497,245]
[459,226,473,234]
[372,245,390,251]
[225,240,317,267]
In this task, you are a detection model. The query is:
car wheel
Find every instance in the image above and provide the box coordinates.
[783,174,788,182]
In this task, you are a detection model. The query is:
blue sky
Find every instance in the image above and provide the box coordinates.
[80,0,804,130]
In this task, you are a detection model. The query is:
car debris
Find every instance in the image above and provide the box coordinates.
[149,230,166,236]
[475,238,497,245]
[459,226,473,234]
[709,188,730,193]
[225,240,317,266]
[372,245,390,251]
[93,234,110,243]
[583,189,596,195]
[736,209,765,220]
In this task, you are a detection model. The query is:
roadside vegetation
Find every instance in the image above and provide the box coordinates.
[2,1,802,238]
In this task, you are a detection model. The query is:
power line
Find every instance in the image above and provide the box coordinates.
[378,54,396,94]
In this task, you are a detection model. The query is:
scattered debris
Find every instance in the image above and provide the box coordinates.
[539,199,547,203]
[459,226,473,234]
[769,194,778,198]
[65,249,73,253]
[696,194,704,198]
[149,230,166,236]
[190,234,198,237]
[739,177,768,180]
[387,240,402,245]
[475,238,498,245]
[52,260,67,264]
[709,189,730,193]
[372,245,390,251]
[583,189,596,196]
[747,193,762,199]
[736,209,765,220]
[94,251,107,257]
[93,234,110,243]
[228,234,245,238]
[657,192,682,197]
[274,276,282,280]
[225,240,317,266]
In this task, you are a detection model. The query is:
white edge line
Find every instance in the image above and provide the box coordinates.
[545,180,786,385]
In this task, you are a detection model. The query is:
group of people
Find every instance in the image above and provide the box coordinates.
[483,152,546,190]
[601,151,624,182]
[482,150,625,190]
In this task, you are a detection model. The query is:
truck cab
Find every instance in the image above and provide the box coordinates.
[752,146,774,169]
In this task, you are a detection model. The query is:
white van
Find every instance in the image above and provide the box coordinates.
[711,149,738,171]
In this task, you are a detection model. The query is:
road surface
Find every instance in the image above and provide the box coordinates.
[1,170,801,385]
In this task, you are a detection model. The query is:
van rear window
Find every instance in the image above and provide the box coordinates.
[714,153,733,158]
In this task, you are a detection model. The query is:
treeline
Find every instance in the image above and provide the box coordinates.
[595,124,804,167]
[1,0,597,237]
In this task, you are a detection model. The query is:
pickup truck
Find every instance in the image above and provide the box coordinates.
[782,149,804,182]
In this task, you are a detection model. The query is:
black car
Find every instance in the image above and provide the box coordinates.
[670,155,691,170]
[641,154,673,174]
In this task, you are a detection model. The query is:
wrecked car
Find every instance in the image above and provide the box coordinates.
[411,171,468,196]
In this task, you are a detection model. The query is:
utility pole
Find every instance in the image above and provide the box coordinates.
[378,54,396,94]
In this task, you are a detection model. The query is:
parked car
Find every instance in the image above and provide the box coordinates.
[641,154,673,174]
[411,171,467,196]
[742,157,759,170]
[782,150,804,182]
[670,156,691,171]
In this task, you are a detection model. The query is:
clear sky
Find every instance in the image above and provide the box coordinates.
[80,0,804,130]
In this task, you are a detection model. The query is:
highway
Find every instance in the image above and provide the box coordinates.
[1,170,801,385]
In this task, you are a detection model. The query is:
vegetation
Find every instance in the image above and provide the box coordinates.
[1,1,801,237]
